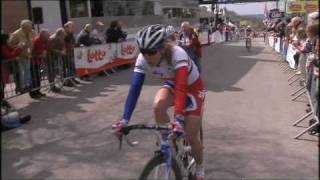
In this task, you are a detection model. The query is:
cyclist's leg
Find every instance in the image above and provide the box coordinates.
[184,115,203,165]
[153,87,173,124]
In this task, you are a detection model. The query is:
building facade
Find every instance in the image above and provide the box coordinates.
[1,0,31,33]
[2,0,200,34]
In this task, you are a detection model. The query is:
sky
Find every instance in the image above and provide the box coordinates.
[224,2,279,15]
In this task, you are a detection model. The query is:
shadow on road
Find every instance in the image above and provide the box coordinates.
[202,40,266,92]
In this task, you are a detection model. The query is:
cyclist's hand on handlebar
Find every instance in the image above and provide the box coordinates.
[169,115,185,138]
[112,119,128,137]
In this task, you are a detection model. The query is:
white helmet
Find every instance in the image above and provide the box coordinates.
[247,25,251,28]
[136,24,166,50]
[165,25,175,36]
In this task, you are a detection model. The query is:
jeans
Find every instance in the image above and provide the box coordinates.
[18,58,31,89]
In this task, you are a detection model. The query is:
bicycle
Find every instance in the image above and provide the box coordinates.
[245,36,252,52]
[117,123,203,180]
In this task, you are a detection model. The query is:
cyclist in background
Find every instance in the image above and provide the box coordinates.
[112,24,206,180]
[245,25,253,50]
[245,25,253,38]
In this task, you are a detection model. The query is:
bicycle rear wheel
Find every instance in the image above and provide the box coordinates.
[139,154,182,180]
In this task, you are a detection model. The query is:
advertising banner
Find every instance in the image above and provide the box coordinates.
[269,36,274,48]
[74,44,116,76]
[286,44,296,69]
[287,0,318,13]
[275,37,281,52]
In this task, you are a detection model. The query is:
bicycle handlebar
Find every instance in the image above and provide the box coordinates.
[117,124,171,150]
[120,124,171,135]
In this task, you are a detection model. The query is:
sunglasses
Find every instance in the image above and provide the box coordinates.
[140,48,158,56]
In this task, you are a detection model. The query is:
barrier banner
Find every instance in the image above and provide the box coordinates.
[199,31,209,45]
[286,44,296,69]
[269,36,274,48]
[115,40,139,66]
[213,31,223,43]
[74,44,116,76]
[275,37,281,52]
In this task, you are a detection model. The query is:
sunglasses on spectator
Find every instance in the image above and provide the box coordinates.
[140,48,158,56]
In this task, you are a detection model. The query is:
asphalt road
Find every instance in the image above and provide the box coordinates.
[2,38,319,180]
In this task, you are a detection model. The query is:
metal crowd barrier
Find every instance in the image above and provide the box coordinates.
[266,35,319,139]
[1,51,75,99]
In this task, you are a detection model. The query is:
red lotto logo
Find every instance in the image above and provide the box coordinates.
[121,44,136,56]
[87,49,106,63]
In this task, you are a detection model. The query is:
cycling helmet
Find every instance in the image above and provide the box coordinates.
[136,24,166,50]
[165,25,175,36]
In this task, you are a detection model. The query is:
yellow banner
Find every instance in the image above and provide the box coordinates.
[287,0,319,13]
[305,1,318,13]
[288,1,304,13]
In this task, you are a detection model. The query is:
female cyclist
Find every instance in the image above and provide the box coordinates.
[112,24,206,179]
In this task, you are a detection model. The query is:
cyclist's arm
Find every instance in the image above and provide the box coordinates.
[122,71,145,122]
[174,64,188,117]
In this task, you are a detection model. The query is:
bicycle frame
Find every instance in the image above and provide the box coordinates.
[118,124,196,179]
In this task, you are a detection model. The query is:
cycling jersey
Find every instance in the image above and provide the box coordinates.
[122,45,205,121]
[134,46,199,85]
[246,28,252,37]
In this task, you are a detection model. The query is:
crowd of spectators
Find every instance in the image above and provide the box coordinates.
[265,12,319,133]
[1,19,128,131]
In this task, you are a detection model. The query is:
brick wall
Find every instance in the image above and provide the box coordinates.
[1,0,30,33]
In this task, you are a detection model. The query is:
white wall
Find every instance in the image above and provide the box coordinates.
[31,0,62,34]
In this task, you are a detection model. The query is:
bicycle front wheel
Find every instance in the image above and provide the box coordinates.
[139,154,182,180]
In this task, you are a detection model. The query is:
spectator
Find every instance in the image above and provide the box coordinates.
[224,25,230,42]
[291,16,303,37]
[92,21,105,44]
[76,24,94,81]
[63,21,80,86]
[1,32,23,103]
[29,28,49,99]
[165,25,176,43]
[76,24,94,47]
[105,20,127,43]
[8,19,36,93]
[48,28,66,93]
[179,21,202,73]
[307,12,319,25]
[292,28,306,69]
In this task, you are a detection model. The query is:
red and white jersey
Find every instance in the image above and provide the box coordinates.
[134,45,200,85]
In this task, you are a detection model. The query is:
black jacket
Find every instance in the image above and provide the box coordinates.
[105,28,127,43]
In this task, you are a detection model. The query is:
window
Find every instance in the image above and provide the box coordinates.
[91,0,103,17]
[104,0,140,16]
[142,1,154,15]
[69,0,89,18]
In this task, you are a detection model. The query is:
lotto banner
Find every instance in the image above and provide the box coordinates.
[286,44,296,69]
[114,40,139,66]
[74,41,138,76]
